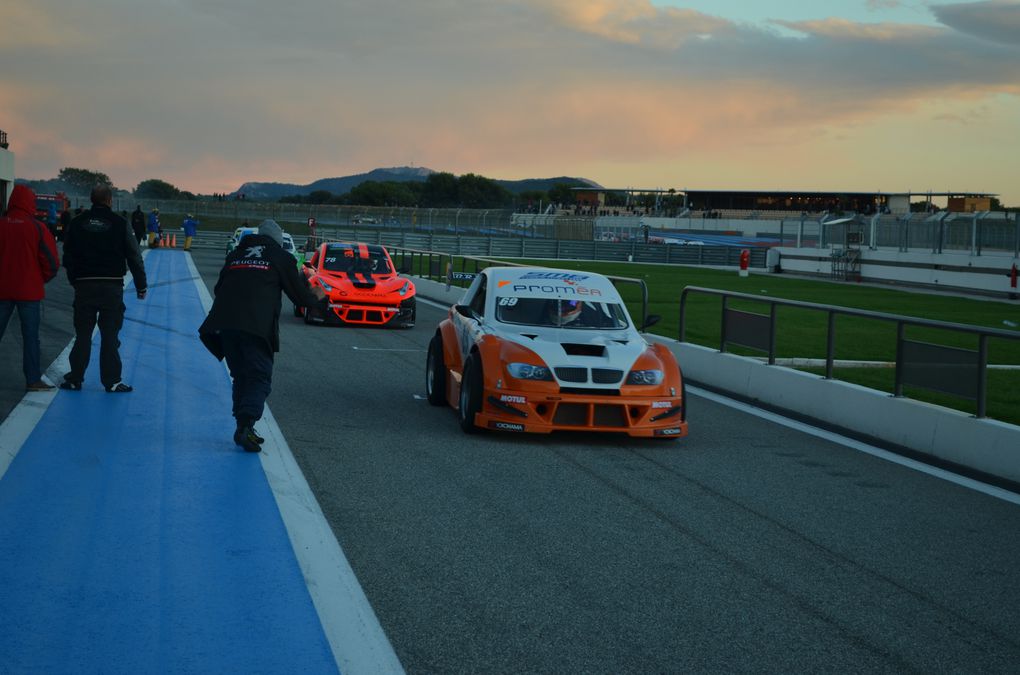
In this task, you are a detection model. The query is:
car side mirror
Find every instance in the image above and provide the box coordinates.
[454,304,474,319]
[303,260,314,268]
[641,314,661,331]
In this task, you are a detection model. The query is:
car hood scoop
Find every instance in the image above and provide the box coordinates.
[561,343,606,357]
[502,328,647,375]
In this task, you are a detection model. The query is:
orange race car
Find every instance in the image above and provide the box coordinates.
[425,266,688,439]
[296,242,416,328]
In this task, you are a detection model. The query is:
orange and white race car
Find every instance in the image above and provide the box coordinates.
[425,266,688,438]
[297,242,415,328]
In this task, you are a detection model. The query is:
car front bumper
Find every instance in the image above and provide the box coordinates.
[473,387,688,438]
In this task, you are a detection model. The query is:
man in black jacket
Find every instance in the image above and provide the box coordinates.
[130,205,146,245]
[61,184,148,393]
[199,219,325,452]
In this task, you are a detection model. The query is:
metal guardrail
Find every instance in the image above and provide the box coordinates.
[386,246,653,329]
[182,229,769,268]
[679,286,1020,418]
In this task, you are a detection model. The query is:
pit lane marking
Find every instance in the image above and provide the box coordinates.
[350,346,423,352]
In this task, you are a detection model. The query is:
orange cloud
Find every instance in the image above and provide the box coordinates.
[774,18,943,40]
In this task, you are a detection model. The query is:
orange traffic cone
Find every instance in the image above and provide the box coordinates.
[171,234,177,248]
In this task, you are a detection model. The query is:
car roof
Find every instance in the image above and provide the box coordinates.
[323,241,388,254]
[484,266,623,302]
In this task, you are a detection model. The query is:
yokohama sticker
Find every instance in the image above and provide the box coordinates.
[490,421,525,432]
[654,428,682,436]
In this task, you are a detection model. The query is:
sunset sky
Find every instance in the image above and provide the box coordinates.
[2,1,1018,203]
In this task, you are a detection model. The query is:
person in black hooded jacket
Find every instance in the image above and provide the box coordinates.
[61,184,147,393]
[199,219,324,452]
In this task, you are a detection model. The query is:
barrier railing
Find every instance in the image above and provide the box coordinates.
[387,246,653,329]
[679,286,1020,418]
[181,230,769,268]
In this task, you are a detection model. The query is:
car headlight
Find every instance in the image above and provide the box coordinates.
[399,280,410,296]
[626,369,663,385]
[317,279,333,292]
[507,362,553,381]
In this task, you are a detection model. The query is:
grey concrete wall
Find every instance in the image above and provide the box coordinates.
[776,247,1020,297]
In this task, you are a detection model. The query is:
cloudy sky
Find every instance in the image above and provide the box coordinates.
[2,0,1018,203]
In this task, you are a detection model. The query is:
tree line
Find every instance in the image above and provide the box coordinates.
[280,172,587,210]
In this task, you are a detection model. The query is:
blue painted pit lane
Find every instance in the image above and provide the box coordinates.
[0,250,338,673]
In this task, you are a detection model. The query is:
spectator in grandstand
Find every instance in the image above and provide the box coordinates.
[130,205,145,245]
[60,184,147,393]
[0,185,61,392]
[147,208,160,247]
[198,219,325,452]
[182,213,199,251]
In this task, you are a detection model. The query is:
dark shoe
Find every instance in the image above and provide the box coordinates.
[26,381,55,392]
[59,380,82,391]
[105,382,133,393]
[233,426,262,453]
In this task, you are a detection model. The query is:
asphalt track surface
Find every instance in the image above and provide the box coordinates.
[2,246,1020,672]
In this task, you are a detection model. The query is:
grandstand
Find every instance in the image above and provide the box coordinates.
[571,187,998,219]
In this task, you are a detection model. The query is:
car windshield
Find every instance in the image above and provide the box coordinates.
[495,297,629,329]
[321,249,392,275]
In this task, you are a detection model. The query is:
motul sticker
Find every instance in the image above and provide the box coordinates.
[654,428,682,436]
[651,401,672,409]
[491,422,525,432]
[500,394,526,404]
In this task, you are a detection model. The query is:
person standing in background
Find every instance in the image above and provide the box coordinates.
[46,201,59,239]
[147,208,160,247]
[58,208,71,242]
[182,213,199,251]
[60,184,147,393]
[0,185,61,392]
[130,205,145,245]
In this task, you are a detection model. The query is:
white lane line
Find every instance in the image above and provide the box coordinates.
[689,385,1020,506]
[0,250,152,482]
[186,255,404,674]
[417,291,1019,500]
[351,346,423,352]
[416,297,451,311]
[0,350,67,482]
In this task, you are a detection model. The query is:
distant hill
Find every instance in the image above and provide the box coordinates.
[494,176,602,194]
[233,167,601,200]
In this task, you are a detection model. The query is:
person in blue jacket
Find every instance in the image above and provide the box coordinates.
[182,214,199,251]
[146,208,160,247]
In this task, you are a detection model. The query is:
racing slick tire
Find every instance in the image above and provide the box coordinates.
[458,352,484,434]
[303,303,318,325]
[425,333,447,406]
[398,298,416,329]
[293,304,303,318]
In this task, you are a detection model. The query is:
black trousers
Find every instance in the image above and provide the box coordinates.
[219,330,274,425]
[67,282,126,388]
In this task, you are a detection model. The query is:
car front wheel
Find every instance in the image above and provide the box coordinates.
[458,352,483,434]
[425,333,447,406]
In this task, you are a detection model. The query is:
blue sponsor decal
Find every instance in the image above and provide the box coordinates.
[519,272,590,282]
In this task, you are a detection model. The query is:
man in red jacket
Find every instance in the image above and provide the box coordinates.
[0,185,61,391]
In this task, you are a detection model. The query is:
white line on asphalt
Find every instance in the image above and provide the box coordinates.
[186,255,404,674]
[416,297,452,311]
[0,250,151,483]
[414,293,1020,506]
[351,346,423,352]
[689,385,1020,506]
